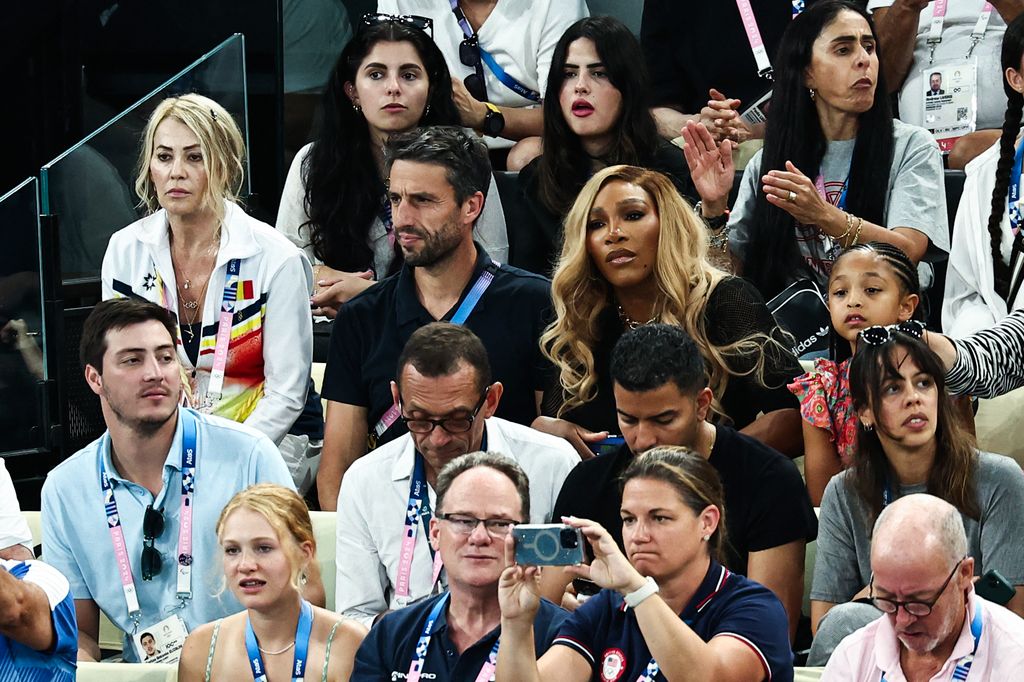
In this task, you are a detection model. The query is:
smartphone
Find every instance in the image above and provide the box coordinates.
[588,436,625,456]
[975,569,1015,605]
[513,524,585,566]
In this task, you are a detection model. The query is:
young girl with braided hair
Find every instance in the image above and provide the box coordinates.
[789,242,921,505]
[943,12,1024,337]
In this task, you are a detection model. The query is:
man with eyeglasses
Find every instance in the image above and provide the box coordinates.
[823,494,1024,680]
[335,322,578,628]
[40,299,296,663]
[352,451,568,680]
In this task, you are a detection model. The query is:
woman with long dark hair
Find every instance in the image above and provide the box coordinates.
[684,0,947,301]
[277,16,508,316]
[514,15,694,275]
[943,13,1024,337]
[807,325,1024,664]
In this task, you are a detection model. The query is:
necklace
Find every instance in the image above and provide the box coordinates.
[180,276,210,342]
[617,304,657,330]
[257,640,296,656]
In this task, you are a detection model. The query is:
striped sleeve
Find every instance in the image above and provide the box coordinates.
[947,309,1024,398]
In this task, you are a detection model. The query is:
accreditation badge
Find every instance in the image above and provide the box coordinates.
[921,59,978,153]
[740,85,773,126]
[131,614,189,664]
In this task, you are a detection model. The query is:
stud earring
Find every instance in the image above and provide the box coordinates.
[352,103,362,113]
[809,88,816,101]
[862,422,874,432]
[702,534,710,542]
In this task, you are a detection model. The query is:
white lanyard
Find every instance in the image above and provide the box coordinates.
[101,410,197,626]
[927,1,994,62]
[735,0,773,79]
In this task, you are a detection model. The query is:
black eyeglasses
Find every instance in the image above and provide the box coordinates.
[869,557,964,617]
[859,319,926,347]
[361,13,433,38]
[439,513,519,538]
[141,505,164,581]
[401,386,490,435]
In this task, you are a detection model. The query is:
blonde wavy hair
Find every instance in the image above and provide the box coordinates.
[134,93,245,226]
[216,484,315,594]
[541,165,781,419]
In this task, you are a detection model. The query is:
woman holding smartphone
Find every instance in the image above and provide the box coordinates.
[496,447,793,682]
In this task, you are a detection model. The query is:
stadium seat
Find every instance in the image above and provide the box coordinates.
[310,510,336,611]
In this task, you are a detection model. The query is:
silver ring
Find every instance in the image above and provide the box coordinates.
[787,190,797,202]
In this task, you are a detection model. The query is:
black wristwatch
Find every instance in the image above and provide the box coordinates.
[694,200,728,230]
[482,102,505,137]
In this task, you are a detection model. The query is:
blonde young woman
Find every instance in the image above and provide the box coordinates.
[534,165,803,457]
[178,484,365,681]
[102,94,322,489]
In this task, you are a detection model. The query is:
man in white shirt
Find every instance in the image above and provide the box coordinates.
[0,457,33,560]
[335,322,578,627]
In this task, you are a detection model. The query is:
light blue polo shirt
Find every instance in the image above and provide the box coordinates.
[40,407,293,661]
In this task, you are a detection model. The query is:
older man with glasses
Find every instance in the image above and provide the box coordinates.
[352,451,569,680]
[823,493,1024,680]
[334,322,578,628]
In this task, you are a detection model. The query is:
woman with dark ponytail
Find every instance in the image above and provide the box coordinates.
[943,13,1024,337]
[683,0,948,302]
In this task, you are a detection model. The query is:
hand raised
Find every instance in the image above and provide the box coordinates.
[681,120,735,208]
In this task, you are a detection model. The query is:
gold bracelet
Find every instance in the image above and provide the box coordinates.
[848,216,864,247]
[835,211,854,242]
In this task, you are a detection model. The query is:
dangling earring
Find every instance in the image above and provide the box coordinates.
[352,102,362,113]
[423,103,431,117]
[862,422,874,432]
[809,88,817,101]
[300,572,308,586]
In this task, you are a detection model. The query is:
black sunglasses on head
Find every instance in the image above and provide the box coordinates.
[361,13,433,38]
[142,505,164,581]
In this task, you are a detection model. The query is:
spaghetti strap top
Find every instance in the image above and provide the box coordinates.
[202,616,341,681]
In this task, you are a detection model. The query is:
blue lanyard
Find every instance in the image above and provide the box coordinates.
[407,454,435,560]
[883,477,894,508]
[407,593,500,682]
[245,599,313,682]
[446,0,541,103]
[100,409,198,622]
[880,603,983,681]
[1008,138,1024,238]
[792,0,804,17]
[449,263,499,324]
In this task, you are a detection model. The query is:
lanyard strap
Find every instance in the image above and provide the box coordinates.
[928,1,994,61]
[101,410,198,623]
[814,172,850,211]
[881,603,983,682]
[208,258,243,400]
[735,0,773,80]
[406,593,499,682]
[1008,138,1024,238]
[396,454,443,599]
[245,599,314,682]
[371,263,500,441]
[446,0,540,102]
[636,658,660,682]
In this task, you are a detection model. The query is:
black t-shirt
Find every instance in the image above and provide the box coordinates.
[549,425,818,574]
[550,276,801,432]
[321,245,553,447]
[513,140,696,276]
[641,0,793,115]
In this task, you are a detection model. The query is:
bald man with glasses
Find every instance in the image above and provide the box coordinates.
[823,494,1024,680]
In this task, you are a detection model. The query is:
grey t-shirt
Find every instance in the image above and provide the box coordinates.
[811,451,1024,604]
[728,119,949,289]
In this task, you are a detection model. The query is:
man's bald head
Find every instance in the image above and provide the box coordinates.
[871,494,967,569]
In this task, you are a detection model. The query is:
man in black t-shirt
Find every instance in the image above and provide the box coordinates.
[548,324,817,642]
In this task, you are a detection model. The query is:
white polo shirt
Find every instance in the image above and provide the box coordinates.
[334,416,578,627]
[0,457,32,554]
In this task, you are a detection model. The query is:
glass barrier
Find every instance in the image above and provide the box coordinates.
[0,178,46,451]
[40,33,250,285]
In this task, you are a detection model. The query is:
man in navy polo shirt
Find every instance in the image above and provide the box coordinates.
[352,452,567,681]
[317,126,553,510]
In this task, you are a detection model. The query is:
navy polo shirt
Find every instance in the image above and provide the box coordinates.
[322,244,553,447]
[352,593,568,681]
[553,561,794,682]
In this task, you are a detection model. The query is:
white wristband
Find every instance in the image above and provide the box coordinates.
[623,576,660,608]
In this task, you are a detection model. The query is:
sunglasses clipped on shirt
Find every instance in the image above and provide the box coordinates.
[858,319,926,347]
[360,12,433,38]
[142,505,164,581]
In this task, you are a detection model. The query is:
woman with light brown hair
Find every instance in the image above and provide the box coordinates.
[178,484,365,681]
[534,164,803,457]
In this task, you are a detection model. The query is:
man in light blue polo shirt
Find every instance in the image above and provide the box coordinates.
[41,299,295,662]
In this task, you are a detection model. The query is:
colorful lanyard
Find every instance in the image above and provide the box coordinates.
[927,1,994,61]
[407,593,500,682]
[101,409,197,627]
[1008,138,1024,238]
[447,0,541,102]
[245,599,313,682]
[880,602,983,681]
[396,453,444,601]
[370,262,500,442]
[207,257,243,401]
[734,0,803,81]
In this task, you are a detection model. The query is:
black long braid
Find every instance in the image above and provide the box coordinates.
[985,14,1024,301]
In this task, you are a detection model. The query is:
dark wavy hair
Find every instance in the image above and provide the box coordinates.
[302,21,460,272]
[984,12,1024,301]
[847,333,978,524]
[745,0,894,299]
[536,16,660,216]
